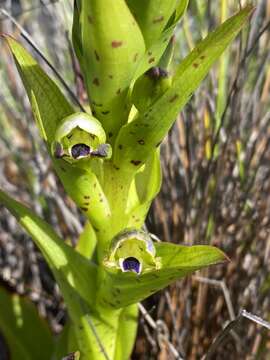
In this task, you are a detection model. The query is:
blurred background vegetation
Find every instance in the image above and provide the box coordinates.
[0,0,270,359]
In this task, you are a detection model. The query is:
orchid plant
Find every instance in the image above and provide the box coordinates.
[0,1,253,359]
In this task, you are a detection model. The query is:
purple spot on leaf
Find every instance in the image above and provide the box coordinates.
[93,77,100,86]
[94,50,100,61]
[111,40,123,48]
[131,160,142,166]
[169,94,179,103]
[133,53,138,62]
[88,15,93,24]
[153,16,164,23]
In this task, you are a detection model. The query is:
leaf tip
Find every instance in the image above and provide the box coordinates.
[0,33,19,52]
[0,32,15,41]
[242,4,256,21]
[213,246,230,263]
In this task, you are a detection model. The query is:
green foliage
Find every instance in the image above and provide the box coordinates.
[0,286,53,360]
[0,189,97,309]
[0,3,253,359]
[126,0,178,47]
[113,5,254,175]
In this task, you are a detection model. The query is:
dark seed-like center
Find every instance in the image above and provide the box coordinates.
[71,143,90,159]
[122,257,141,274]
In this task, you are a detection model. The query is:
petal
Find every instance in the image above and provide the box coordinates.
[71,143,91,159]
[120,257,142,274]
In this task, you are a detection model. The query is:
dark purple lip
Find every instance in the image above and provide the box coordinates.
[71,143,91,159]
[121,257,141,274]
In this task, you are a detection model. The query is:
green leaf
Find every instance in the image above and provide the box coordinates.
[80,0,145,139]
[175,0,189,21]
[76,221,97,259]
[57,282,119,359]
[3,36,74,144]
[100,244,227,308]
[52,323,71,360]
[0,189,97,308]
[3,36,111,229]
[0,286,53,360]
[126,0,178,47]
[130,23,175,84]
[0,189,122,359]
[50,155,112,230]
[114,305,138,360]
[114,5,254,174]
[127,150,162,228]
[129,0,189,83]
[72,0,83,67]
[135,149,162,203]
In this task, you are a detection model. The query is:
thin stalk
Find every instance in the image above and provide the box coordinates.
[215,0,229,129]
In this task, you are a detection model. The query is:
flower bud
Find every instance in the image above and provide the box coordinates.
[131,67,172,112]
[52,112,112,163]
[104,229,161,275]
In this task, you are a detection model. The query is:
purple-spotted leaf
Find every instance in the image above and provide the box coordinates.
[80,0,145,139]
[100,242,227,308]
[126,0,179,47]
[130,23,175,84]
[129,0,189,83]
[114,5,254,173]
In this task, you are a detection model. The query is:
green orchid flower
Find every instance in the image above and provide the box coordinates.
[52,112,112,162]
[103,229,161,274]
